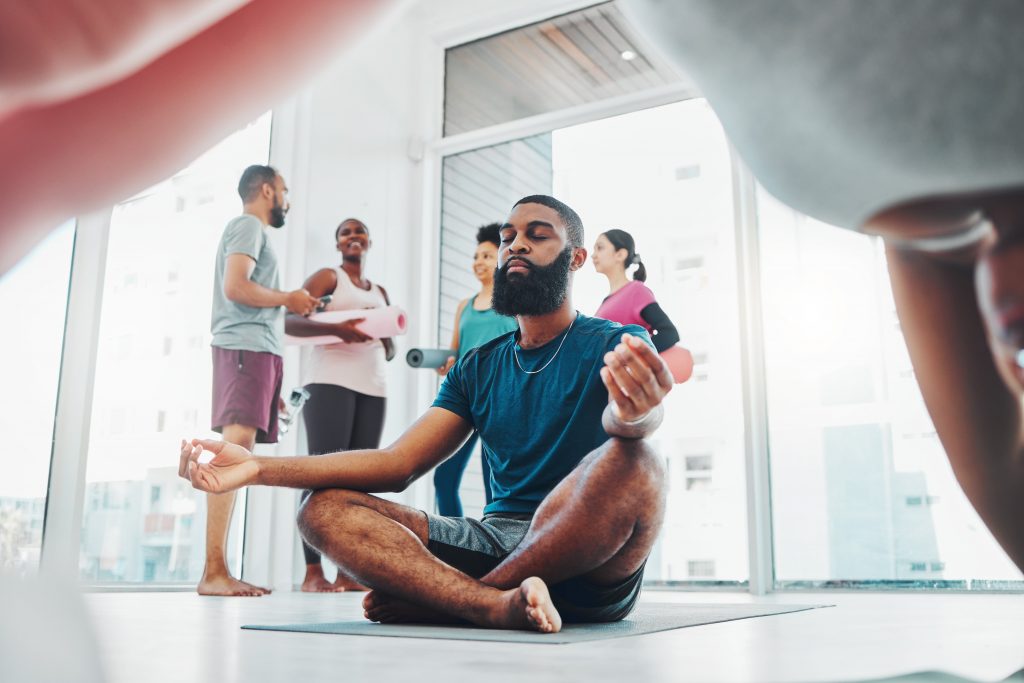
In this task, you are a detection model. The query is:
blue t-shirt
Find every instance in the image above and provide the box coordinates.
[432,314,651,516]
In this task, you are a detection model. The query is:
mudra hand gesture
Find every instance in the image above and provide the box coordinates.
[178,438,259,494]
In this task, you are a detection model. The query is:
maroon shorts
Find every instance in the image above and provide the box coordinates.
[211,346,283,444]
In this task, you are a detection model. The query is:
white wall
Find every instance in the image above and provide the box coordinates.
[297,25,429,460]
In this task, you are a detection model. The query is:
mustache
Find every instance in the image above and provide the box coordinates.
[500,257,534,273]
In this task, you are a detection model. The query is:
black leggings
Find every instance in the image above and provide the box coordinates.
[300,383,386,565]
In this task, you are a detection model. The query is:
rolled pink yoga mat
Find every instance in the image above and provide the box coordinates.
[286,306,407,346]
[660,345,694,384]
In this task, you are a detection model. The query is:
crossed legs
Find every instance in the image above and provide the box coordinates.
[297,437,666,631]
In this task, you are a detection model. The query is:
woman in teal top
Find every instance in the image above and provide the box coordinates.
[434,224,518,516]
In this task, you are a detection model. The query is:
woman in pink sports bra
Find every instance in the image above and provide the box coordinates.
[591,229,680,353]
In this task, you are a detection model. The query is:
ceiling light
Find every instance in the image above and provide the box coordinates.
[620,50,637,61]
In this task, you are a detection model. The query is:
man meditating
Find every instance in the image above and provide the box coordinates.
[179,195,672,633]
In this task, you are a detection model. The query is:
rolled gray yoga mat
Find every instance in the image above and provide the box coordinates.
[406,348,455,369]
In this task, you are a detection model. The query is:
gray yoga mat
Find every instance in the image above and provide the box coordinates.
[243,602,826,644]
[406,348,455,369]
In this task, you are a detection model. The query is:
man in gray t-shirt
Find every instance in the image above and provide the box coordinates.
[211,213,286,355]
[199,164,319,597]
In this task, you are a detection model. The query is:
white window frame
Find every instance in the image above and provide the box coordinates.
[41,209,112,580]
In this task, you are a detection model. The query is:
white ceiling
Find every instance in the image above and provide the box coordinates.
[444,1,687,135]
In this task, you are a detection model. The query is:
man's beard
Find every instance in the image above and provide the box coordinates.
[492,247,572,317]
[269,200,287,228]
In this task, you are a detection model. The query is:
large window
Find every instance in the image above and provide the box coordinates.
[759,190,1023,586]
[79,114,272,584]
[0,222,75,575]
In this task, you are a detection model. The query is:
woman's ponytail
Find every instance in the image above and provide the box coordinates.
[632,253,647,282]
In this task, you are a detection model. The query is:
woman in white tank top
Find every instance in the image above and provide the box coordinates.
[284,218,395,592]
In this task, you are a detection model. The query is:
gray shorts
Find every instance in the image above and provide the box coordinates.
[425,512,645,624]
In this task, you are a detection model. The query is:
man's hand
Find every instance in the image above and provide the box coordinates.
[601,333,673,423]
[332,318,372,343]
[436,355,456,377]
[285,288,320,316]
[178,438,260,494]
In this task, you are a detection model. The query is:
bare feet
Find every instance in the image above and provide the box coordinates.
[197,573,271,597]
[301,574,348,593]
[363,590,460,624]
[333,575,369,592]
[300,565,366,592]
[501,577,561,633]
[364,578,561,633]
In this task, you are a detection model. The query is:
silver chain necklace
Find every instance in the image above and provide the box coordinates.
[513,313,578,374]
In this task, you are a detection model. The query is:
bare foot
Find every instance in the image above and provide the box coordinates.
[366,579,561,633]
[500,577,561,633]
[362,590,460,624]
[301,574,348,593]
[333,574,369,592]
[197,573,271,597]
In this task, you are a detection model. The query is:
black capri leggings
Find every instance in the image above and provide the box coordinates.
[300,383,386,565]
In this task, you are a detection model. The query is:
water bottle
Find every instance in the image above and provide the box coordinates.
[279,387,311,434]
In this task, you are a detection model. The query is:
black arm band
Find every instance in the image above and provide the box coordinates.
[639,302,680,352]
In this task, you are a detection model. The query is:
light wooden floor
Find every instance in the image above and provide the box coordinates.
[84,589,1024,683]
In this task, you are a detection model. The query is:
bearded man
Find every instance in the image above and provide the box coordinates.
[180,194,672,631]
